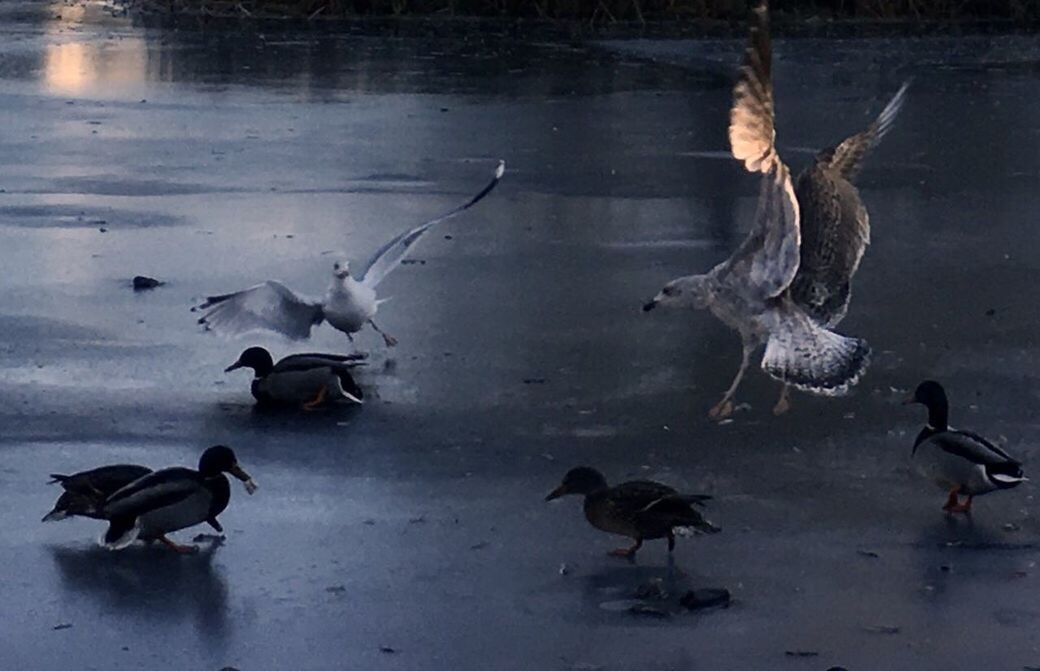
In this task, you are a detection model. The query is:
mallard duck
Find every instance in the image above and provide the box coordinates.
[225,346,365,409]
[644,0,870,420]
[196,161,505,347]
[42,465,153,522]
[904,380,1026,513]
[545,466,718,558]
[100,445,258,553]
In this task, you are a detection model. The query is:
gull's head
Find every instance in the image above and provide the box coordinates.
[332,260,351,281]
[643,274,712,312]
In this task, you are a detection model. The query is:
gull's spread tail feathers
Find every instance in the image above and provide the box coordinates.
[761,305,870,396]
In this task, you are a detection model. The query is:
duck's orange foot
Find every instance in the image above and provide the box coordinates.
[301,385,328,411]
[942,489,971,514]
[608,547,637,559]
[159,536,199,554]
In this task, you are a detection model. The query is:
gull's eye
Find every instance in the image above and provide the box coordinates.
[334,263,340,270]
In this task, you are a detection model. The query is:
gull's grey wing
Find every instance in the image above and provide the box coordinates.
[358,161,505,289]
[195,280,324,340]
[788,82,908,327]
[723,0,801,300]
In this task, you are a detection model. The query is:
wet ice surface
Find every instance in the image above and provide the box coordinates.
[2,2,1040,669]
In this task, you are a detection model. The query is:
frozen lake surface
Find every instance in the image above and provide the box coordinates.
[1,3,1040,669]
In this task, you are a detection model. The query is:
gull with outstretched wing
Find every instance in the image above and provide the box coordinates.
[644,0,870,420]
[196,161,505,347]
[770,80,909,413]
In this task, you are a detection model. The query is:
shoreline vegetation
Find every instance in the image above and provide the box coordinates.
[119,0,1038,26]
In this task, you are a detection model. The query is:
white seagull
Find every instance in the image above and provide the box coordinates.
[196,161,505,347]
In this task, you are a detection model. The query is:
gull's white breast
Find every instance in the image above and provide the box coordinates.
[324,279,378,334]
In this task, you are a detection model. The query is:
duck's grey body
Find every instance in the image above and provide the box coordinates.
[913,428,1024,497]
[102,468,229,547]
[97,446,257,551]
[230,349,365,406]
[905,381,1025,512]
[253,366,352,405]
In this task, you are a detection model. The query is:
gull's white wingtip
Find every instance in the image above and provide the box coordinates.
[495,160,506,179]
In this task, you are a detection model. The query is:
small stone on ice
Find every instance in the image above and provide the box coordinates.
[132,275,164,290]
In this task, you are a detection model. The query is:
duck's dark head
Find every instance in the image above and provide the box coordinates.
[198,445,258,494]
[546,466,609,500]
[904,380,949,429]
[225,347,274,377]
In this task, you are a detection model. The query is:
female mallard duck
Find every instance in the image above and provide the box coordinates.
[225,346,365,409]
[42,465,152,522]
[904,380,1025,513]
[100,445,258,553]
[545,466,718,558]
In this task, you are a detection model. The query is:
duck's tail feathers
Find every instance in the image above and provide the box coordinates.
[48,474,70,485]
[988,462,1027,489]
[762,308,870,396]
[101,517,141,550]
[676,518,721,535]
[41,508,68,522]
[677,494,713,508]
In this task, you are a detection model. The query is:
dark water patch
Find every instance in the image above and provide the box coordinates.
[0,204,185,229]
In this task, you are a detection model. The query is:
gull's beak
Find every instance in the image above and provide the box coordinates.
[230,464,258,494]
[545,485,566,502]
[642,300,657,312]
[225,361,244,373]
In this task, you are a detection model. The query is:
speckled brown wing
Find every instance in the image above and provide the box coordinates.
[724,0,801,300]
[788,82,908,327]
[788,167,868,327]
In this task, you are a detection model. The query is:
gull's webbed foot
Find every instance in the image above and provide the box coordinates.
[708,399,734,420]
